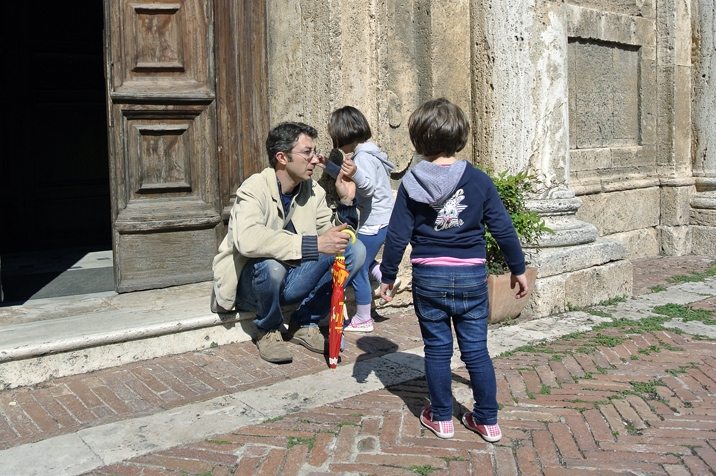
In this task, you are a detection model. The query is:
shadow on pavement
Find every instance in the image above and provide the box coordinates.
[1,247,115,305]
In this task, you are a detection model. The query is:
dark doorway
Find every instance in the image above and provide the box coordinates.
[1,2,112,302]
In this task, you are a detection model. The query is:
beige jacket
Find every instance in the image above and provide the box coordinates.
[212,167,334,311]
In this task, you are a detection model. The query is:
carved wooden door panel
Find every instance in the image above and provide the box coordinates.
[104,0,221,292]
[214,0,270,221]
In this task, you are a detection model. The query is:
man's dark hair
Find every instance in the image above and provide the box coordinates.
[266,122,318,168]
[408,98,469,157]
[327,106,372,148]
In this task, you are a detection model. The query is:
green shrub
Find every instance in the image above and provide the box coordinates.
[482,169,552,274]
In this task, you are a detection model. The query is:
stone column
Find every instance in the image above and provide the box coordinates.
[691,0,716,254]
[473,0,631,316]
[653,0,695,255]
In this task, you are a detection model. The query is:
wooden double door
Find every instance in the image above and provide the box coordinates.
[0,0,267,296]
[104,0,268,292]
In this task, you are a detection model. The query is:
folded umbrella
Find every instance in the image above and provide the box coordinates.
[329,229,355,368]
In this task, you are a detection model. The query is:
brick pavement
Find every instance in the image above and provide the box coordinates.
[82,321,716,476]
[1,255,714,475]
[630,255,715,297]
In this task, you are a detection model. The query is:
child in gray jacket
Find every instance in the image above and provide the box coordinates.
[320,106,398,331]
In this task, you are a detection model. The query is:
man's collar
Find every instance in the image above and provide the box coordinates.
[276,177,300,197]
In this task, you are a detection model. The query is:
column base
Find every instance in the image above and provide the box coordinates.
[691,191,716,256]
[522,189,632,318]
[526,259,633,318]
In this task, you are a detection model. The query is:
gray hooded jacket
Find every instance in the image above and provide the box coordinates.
[350,142,395,232]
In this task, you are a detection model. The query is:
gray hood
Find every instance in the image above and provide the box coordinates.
[402,160,468,206]
[355,142,394,174]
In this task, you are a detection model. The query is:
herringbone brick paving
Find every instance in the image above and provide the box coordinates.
[1,256,715,475]
[81,256,715,476]
[83,316,716,475]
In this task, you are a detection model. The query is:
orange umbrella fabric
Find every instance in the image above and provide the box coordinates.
[328,230,355,369]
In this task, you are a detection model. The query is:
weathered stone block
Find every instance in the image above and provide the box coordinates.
[563,260,633,307]
[577,187,660,235]
[566,5,654,45]
[570,148,611,172]
[611,146,655,169]
[606,228,660,259]
[529,239,626,277]
[525,259,632,317]
[661,185,694,226]
[525,274,567,318]
[691,208,716,227]
[569,39,639,149]
[537,212,599,249]
[691,226,716,256]
[380,2,424,170]
[658,226,692,256]
[674,0,691,67]
[431,1,471,108]
[566,0,650,18]
[691,193,716,238]
[640,47,657,145]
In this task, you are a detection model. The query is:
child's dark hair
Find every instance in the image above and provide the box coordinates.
[408,98,469,157]
[328,106,372,148]
[266,122,318,168]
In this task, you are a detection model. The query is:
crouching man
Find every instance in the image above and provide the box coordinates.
[212,122,365,364]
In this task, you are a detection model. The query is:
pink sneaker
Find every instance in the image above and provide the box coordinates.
[420,405,454,439]
[343,318,373,333]
[462,412,502,442]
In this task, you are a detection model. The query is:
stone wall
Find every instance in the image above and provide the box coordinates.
[264,0,707,317]
[692,0,716,255]
[266,0,474,176]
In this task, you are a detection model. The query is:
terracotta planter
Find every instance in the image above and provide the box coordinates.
[487,267,538,324]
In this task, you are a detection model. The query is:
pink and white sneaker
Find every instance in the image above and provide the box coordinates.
[462,412,502,442]
[343,318,374,333]
[420,405,454,439]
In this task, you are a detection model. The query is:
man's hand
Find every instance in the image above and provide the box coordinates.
[318,223,351,255]
[379,282,395,303]
[335,170,356,205]
[341,156,357,177]
[511,273,529,299]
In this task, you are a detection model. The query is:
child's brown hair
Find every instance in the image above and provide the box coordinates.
[328,106,372,148]
[408,98,469,157]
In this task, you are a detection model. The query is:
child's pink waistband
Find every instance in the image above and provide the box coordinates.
[411,257,487,266]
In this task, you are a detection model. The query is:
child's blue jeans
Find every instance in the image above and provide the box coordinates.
[352,227,388,305]
[411,263,498,424]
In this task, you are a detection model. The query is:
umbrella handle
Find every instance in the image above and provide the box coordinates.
[341,229,357,244]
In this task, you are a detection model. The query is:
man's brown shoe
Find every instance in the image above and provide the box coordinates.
[286,323,326,354]
[256,329,292,363]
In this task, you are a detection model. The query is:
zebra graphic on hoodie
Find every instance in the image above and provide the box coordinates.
[432,189,467,231]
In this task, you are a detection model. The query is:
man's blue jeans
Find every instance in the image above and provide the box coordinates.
[411,263,498,425]
[235,240,365,334]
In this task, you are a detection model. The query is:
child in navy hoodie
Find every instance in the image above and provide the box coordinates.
[379,98,529,442]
